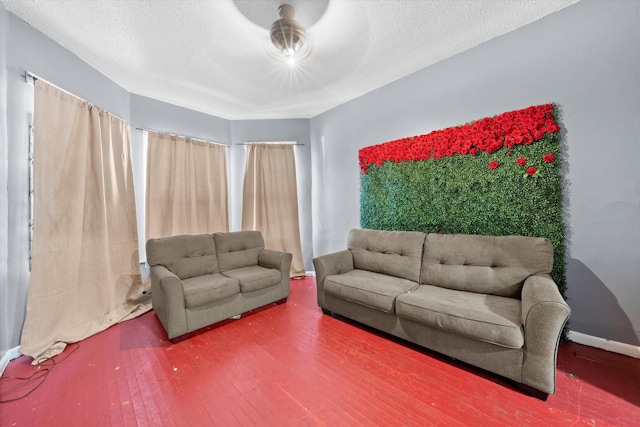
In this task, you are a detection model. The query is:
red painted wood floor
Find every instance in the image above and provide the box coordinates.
[1,277,639,426]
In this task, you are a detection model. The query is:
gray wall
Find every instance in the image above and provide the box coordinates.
[1,3,11,363]
[0,3,315,361]
[310,0,640,345]
[2,0,639,363]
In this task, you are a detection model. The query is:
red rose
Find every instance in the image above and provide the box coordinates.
[359,103,556,170]
[526,166,537,175]
[489,161,499,170]
[517,157,527,166]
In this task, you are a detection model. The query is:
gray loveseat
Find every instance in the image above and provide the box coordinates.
[313,228,570,399]
[146,231,292,340]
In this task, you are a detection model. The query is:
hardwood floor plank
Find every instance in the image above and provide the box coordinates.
[1,277,639,426]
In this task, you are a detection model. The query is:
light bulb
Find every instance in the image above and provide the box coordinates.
[283,48,297,66]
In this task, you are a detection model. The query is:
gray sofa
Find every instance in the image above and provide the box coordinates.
[146,231,292,340]
[313,228,570,399]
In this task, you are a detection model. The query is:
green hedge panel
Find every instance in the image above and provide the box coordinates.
[360,125,566,298]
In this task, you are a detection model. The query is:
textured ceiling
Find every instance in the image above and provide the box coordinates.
[4,0,580,120]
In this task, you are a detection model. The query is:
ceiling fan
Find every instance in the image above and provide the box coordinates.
[269,4,307,65]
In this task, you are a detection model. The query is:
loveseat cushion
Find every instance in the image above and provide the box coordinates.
[324,269,419,313]
[222,265,282,293]
[146,234,218,280]
[421,233,553,298]
[182,273,240,309]
[213,231,264,272]
[348,229,426,282]
[396,285,524,348]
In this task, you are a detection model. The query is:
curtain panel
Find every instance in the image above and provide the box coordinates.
[242,143,305,277]
[20,80,149,364]
[146,132,229,239]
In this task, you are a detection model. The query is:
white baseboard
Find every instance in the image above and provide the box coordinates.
[568,331,640,359]
[305,270,316,277]
[0,346,21,377]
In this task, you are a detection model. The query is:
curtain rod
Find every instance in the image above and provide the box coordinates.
[23,71,37,84]
[26,71,297,148]
[25,71,219,142]
[236,142,305,146]
[135,127,228,147]
[24,70,133,124]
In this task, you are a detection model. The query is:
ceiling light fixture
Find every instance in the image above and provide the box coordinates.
[270,4,306,65]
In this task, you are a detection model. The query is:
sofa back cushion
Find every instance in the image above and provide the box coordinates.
[420,233,553,298]
[146,234,218,280]
[213,231,264,272]
[348,229,426,282]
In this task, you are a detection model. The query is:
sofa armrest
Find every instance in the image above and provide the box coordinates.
[313,250,354,310]
[150,265,188,339]
[259,249,293,295]
[520,273,571,394]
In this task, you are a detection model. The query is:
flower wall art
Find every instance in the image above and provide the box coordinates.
[359,103,567,298]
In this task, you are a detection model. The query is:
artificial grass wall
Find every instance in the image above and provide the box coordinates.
[359,104,566,297]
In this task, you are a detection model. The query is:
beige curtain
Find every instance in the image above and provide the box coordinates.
[146,132,228,239]
[20,80,149,364]
[242,143,305,277]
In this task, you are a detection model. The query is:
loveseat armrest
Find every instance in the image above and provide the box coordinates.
[259,248,293,271]
[520,273,571,395]
[313,250,354,311]
[259,249,293,295]
[150,265,188,339]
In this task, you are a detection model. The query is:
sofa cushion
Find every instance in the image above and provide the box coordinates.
[182,273,240,309]
[396,285,524,348]
[222,265,282,293]
[146,234,218,280]
[325,269,419,313]
[421,233,553,298]
[213,231,264,272]
[348,229,426,282]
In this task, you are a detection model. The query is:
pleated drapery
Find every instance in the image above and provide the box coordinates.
[20,80,149,364]
[242,143,305,277]
[145,132,229,239]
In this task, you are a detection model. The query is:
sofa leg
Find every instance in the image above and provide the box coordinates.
[517,383,549,401]
[321,308,332,316]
